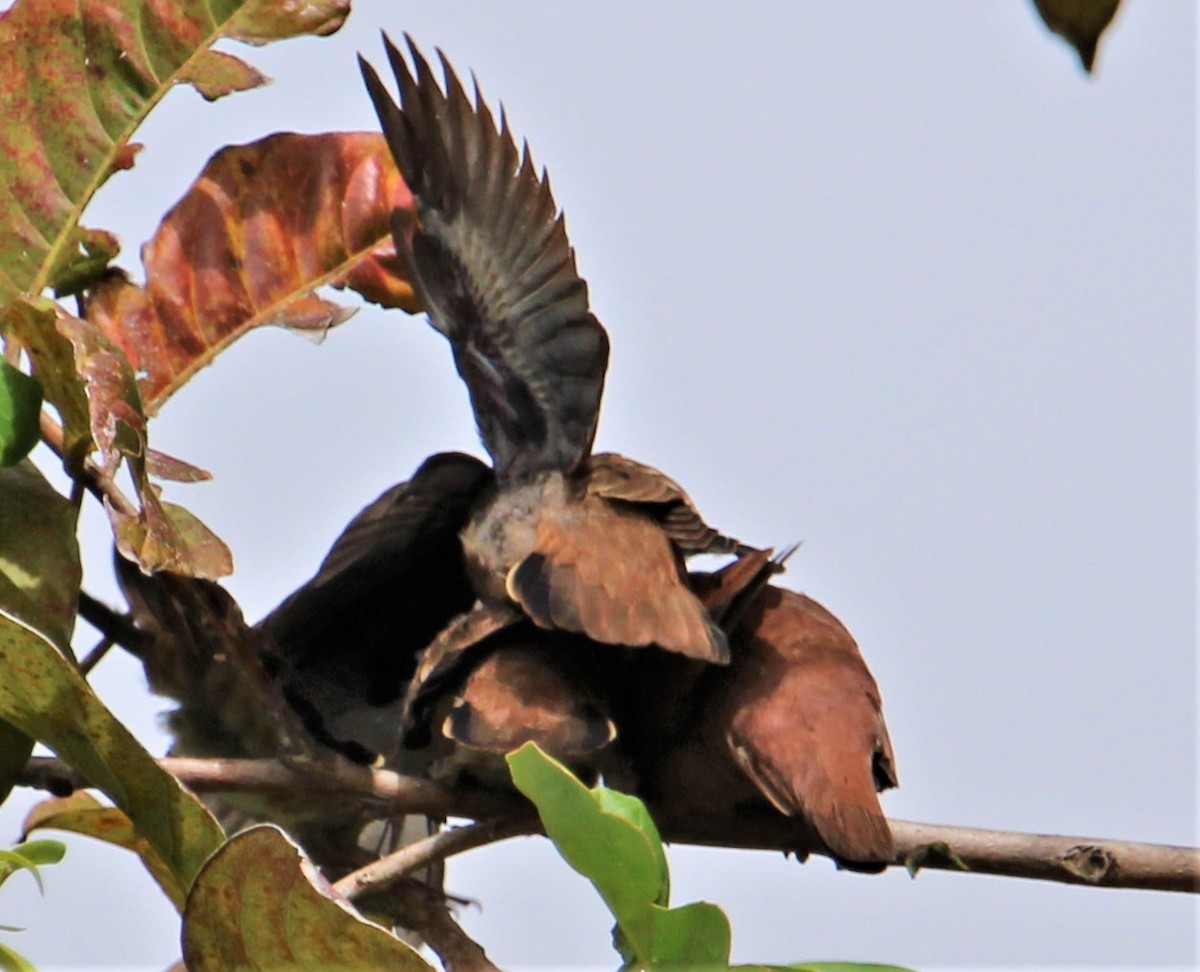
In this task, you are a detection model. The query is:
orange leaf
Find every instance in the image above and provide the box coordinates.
[86,132,417,414]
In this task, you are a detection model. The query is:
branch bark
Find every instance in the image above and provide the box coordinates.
[16,755,1198,894]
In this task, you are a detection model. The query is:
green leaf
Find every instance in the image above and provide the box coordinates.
[23,792,185,911]
[644,899,732,970]
[734,964,920,972]
[182,826,434,972]
[507,742,732,971]
[5,840,64,869]
[0,838,64,895]
[0,299,91,467]
[0,609,224,898]
[508,742,666,912]
[0,940,37,972]
[0,460,79,653]
[0,362,40,468]
[0,0,351,308]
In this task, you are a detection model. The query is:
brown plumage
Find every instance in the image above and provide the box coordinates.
[624,564,898,871]
[398,604,619,793]
[360,35,747,663]
[445,641,616,761]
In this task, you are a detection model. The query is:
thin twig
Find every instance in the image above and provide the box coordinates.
[78,637,115,674]
[15,755,1198,894]
[76,591,147,658]
[333,816,538,902]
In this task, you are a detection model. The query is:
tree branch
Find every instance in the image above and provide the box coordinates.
[16,756,1197,894]
[384,883,506,972]
[77,591,148,660]
[333,816,538,903]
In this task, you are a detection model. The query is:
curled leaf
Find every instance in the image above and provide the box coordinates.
[49,227,121,299]
[23,792,185,911]
[110,495,233,581]
[86,132,416,413]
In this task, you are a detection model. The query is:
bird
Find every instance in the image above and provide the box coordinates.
[621,566,899,871]
[112,555,410,883]
[257,450,492,764]
[395,549,778,796]
[109,452,505,907]
[359,35,749,665]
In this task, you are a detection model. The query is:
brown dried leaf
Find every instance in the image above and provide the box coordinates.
[53,310,147,476]
[111,494,233,581]
[179,50,270,103]
[86,132,416,414]
[23,792,187,911]
[2,298,231,577]
[145,448,212,483]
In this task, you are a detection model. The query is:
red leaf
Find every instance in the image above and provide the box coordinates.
[86,132,416,413]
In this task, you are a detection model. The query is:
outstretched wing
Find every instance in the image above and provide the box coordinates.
[361,34,609,480]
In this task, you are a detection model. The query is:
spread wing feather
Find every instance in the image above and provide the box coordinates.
[361,35,609,480]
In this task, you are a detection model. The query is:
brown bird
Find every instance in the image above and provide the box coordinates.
[621,558,899,871]
[395,550,774,794]
[406,614,621,793]
[360,35,747,664]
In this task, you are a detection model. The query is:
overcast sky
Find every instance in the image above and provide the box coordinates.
[1,2,1195,969]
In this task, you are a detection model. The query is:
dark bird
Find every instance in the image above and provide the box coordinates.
[258,450,491,763]
[110,453,504,890]
[359,35,747,664]
[624,563,899,870]
[112,556,421,884]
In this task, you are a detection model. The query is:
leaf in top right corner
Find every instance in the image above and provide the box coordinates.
[1031,0,1122,72]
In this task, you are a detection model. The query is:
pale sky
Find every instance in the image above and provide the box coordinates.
[0,2,1195,969]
